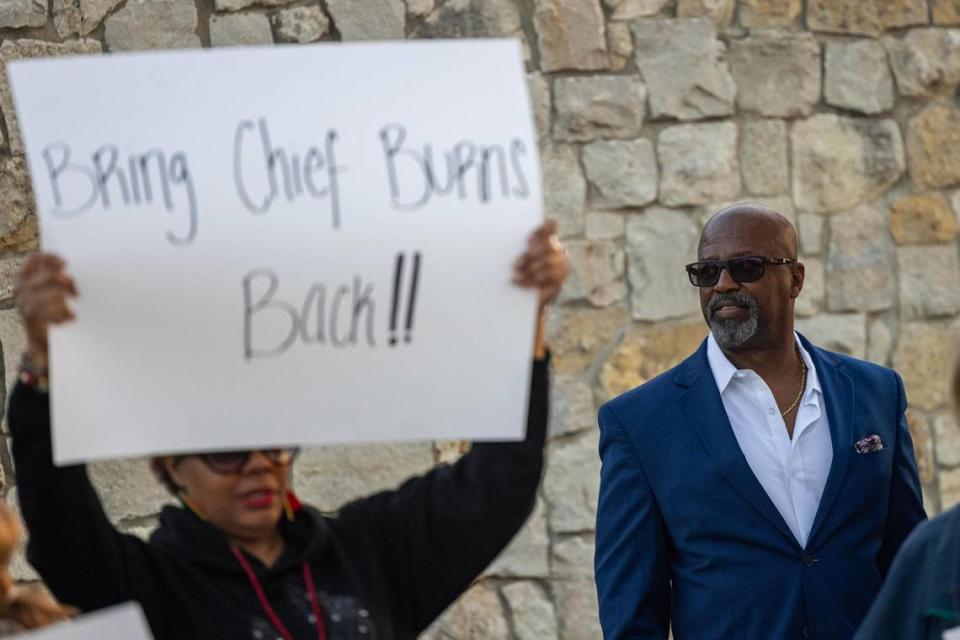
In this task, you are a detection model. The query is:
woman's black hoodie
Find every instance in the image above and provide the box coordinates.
[8,358,549,640]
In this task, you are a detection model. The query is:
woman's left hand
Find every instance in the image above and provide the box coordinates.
[513,221,569,310]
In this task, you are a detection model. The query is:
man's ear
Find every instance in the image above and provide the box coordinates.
[790,261,805,299]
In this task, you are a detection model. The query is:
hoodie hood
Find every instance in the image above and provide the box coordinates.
[150,504,333,575]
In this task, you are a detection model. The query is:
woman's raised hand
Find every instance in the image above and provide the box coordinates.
[513,221,569,310]
[14,254,77,367]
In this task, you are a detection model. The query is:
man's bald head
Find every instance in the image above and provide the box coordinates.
[695,202,805,352]
[699,203,798,261]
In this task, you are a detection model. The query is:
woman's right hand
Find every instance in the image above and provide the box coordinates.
[14,253,77,368]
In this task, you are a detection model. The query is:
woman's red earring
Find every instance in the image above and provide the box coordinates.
[179,491,208,521]
[284,489,302,522]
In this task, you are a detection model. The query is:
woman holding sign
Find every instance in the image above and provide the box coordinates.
[8,221,568,640]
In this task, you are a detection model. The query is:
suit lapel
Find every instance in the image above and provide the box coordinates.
[675,342,801,550]
[803,336,855,549]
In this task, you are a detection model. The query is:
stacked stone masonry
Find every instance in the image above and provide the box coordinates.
[1,0,960,637]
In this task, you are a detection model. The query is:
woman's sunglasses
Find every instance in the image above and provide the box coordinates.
[685,256,795,288]
[197,448,300,474]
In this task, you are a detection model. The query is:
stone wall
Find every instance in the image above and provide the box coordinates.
[0,0,959,638]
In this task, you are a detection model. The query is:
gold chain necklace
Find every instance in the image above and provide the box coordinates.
[780,348,808,418]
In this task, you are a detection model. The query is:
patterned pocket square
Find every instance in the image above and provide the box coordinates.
[855,434,884,453]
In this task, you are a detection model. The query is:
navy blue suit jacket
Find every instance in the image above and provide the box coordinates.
[595,335,926,640]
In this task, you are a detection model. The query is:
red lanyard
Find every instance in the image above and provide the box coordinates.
[231,546,329,640]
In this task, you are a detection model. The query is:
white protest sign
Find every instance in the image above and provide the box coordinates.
[9,40,541,464]
[12,602,153,639]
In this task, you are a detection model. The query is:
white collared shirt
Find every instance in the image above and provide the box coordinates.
[706,333,833,548]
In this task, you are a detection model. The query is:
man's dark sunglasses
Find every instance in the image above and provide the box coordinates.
[685,256,796,288]
[198,448,300,474]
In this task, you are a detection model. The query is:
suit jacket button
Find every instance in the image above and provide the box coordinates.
[802,555,816,567]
